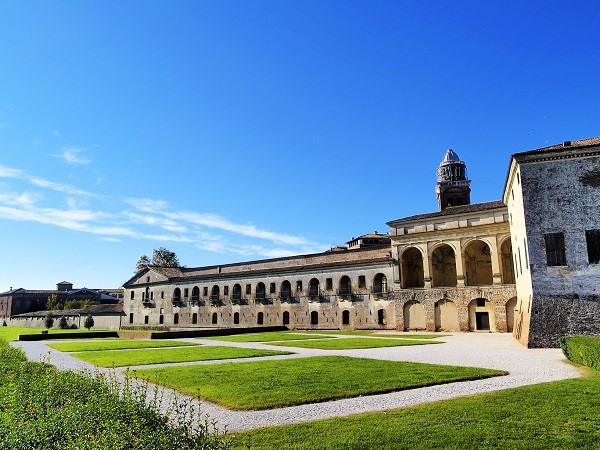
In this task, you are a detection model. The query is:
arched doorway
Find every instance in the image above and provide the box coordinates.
[310,311,318,325]
[434,299,459,331]
[192,313,198,324]
[505,297,517,332]
[211,312,218,325]
[401,247,425,288]
[377,309,385,326]
[468,298,495,331]
[403,301,426,331]
[342,310,350,325]
[464,240,493,286]
[431,244,457,287]
[282,311,290,326]
[500,239,515,284]
[233,312,240,325]
[257,312,264,325]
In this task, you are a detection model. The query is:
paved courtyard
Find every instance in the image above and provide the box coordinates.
[11,332,580,432]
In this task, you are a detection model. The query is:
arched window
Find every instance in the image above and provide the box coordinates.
[173,313,179,325]
[173,288,181,302]
[211,312,218,325]
[232,284,242,303]
[401,247,425,288]
[309,278,320,299]
[464,240,493,286]
[339,276,351,297]
[377,309,385,325]
[431,244,457,287]
[234,312,240,325]
[192,313,198,324]
[373,273,387,294]
[342,310,350,325]
[256,282,266,301]
[191,286,200,302]
[211,285,220,304]
[283,311,290,326]
[257,312,264,325]
[310,311,318,325]
[280,280,292,301]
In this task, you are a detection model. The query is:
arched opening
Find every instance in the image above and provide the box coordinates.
[234,312,240,325]
[373,273,388,294]
[377,309,385,325]
[232,284,242,303]
[505,297,517,333]
[339,276,351,297]
[173,287,181,302]
[468,298,495,331]
[464,240,493,286]
[309,278,320,299]
[280,280,292,301]
[282,311,290,326]
[434,299,459,331]
[500,239,516,284]
[173,313,179,325]
[211,312,218,325]
[401,247,425,288]
[210,285,220,303]
[191,286,200,302]
[255,282,266,302]
[403,301,426,331]
[257,312,264,325]
[342,310,350,325]
[310,311,318,325]
[192,313,198,325]
[431,244,457,287]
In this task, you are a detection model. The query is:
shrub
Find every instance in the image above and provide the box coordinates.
[44,313,54,330]
[84,314,94,331]
[560,335,600,370]
[70,323,78,329]
[58,317,69,329]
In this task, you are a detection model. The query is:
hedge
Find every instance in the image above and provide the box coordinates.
[559,335,600,370]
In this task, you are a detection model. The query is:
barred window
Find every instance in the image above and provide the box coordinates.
[544,232,566,266]
[586,229,600,264]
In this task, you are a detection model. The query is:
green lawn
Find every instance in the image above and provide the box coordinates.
[0,326,92,341]
[231,369,599,450]
[204,331,330,342]
[268,337,440,350]
[132,356,504,410]
[71,346,291,367]
[303,330,444,339]
[48,339,199,352]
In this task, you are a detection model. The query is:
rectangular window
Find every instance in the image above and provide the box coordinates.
[203,287,208,296]
[184,288,189,298]
[246,284,251,295]
[326,278,332,290]
[523,238,529,269]
[544,232,567,266]
[224,286,229,295]
[161,291,164,299]
[150,291,154,300]
[358,276,366,288]
[130,291,135,300]
[129,313,134,324]
[296,281,303,292]
[269,283,276,294]
[586,229,600,264]
[518,248,523,275]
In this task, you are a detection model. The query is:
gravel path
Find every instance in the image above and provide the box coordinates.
[11,332,580,432]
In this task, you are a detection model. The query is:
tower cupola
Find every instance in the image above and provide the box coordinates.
[436,149,471,210]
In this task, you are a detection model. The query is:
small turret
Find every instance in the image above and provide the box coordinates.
[436,149,471,210]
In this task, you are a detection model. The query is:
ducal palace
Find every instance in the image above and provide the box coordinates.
[124,137,600,347]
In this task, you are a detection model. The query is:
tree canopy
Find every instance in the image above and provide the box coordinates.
[134,247,181,273]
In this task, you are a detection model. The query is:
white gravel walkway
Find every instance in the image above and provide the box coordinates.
[11,332,580,433]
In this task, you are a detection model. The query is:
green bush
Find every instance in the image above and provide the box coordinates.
[560,335,600,370]
[58,317,69,329]
[0,339,231,449]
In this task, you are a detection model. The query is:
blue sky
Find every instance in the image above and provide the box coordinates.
[1,1,599,290]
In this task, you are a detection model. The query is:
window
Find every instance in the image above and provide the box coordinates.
[203,287,208,296]
[130,291,135,300]
[234,312,240,325]
[129,313,134,324]
[144,315,149,325]
[358,276,366,289]
[174,313,179,325]
[159,315,164,325]
[310,311,318,325]
[586,229,600,264]
[150,291,154,300]
[161,291,164,299]
[146,276,150,283]
[257,312,264,325]
[183,288,188,298]
[342,310,350,325]
[224,286,229,295]
[296,281,303,292]
[377,309,385,325]
[544,232,567,266]
[283,311,290,325]
[270,283,276,294]
[326,278,332,290]
[246,284,251,295]
[192,313,198,324]
[212,312,218,324]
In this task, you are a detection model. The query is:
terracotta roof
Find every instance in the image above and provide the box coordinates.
[387,200,506,225]
[514,136,600,157]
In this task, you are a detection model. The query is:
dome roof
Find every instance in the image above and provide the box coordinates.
[441,149,460,164]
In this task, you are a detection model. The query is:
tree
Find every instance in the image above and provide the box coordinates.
[44,312,54,330]
[84,314,94,331]
[58,316,69,329]
[151,247,180,267]
[46,293,62,310]
[135,254,151,273]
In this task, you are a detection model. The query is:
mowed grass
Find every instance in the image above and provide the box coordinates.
[71,346,291,368]
[0,326,96,341]
[132,356,504,410]
[204,331,330,342]
[48,339,199,352]
[303,330,444,339]
[268,337,440,350]
[231,369,600,450]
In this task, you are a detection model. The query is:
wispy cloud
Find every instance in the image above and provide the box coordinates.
[0,164,99,197]
[59,146,91,165]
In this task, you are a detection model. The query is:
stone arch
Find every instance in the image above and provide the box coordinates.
[373,273,388,294]
[434,299,459,331]
[309,278,320,298]
[310,310,319,325]
[401,247,425,288]
[210,285,220,302]
[464,240,493,286]
[191,286,200,301]
[505,297,517,332]
[431,244,457,287]
[283,311,290,326]
[468,298,495,331]
[500,238,515,284]
[256,282,266,301]
[173,287,182,302]
[280,280,292,300]
[257,312,264,325]
[232,284,242,302]
[403,300,426,331]
[342,310,350,325]
[339,276,351,296]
